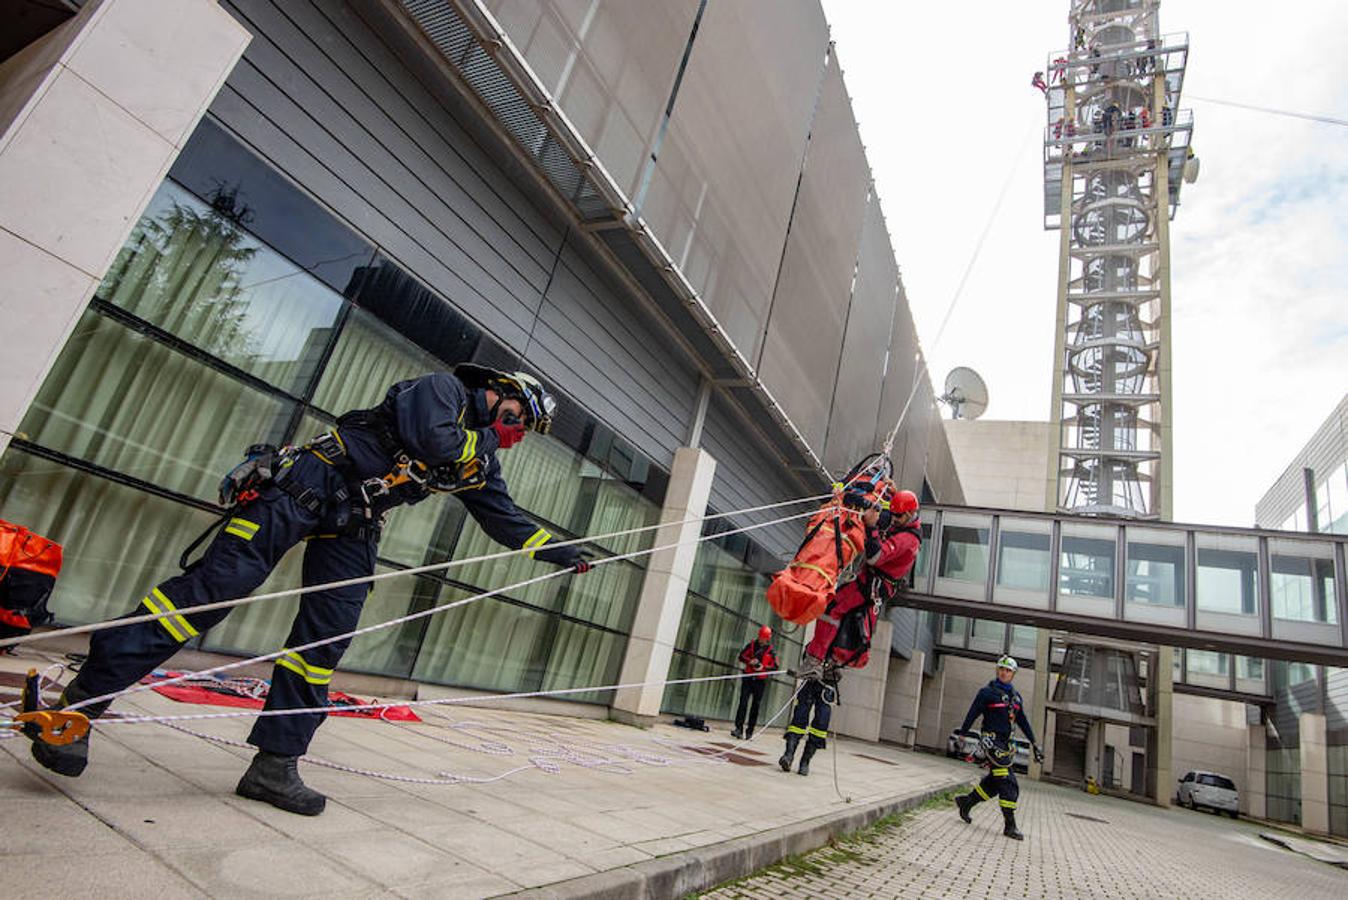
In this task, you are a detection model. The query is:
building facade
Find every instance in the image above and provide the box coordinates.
[0,0,962,725]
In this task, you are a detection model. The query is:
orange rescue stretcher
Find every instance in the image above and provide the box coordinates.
[766,454,894,625]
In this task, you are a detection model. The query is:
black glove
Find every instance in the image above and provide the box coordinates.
[1033,744,1045,763]
[535,544,594,573]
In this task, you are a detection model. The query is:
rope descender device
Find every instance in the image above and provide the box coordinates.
[1,669,89,746]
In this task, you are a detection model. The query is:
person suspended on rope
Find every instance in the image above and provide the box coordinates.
[953,656,1044,841]
[779,489,921,777]
[1031,71,1048,95]
[26,365,591,816]
[730,624,777,740]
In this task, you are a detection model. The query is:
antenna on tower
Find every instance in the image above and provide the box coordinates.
[940,367,989,420]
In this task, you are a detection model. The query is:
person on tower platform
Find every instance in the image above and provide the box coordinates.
[953,656,1045,840]
[26,365,591,816]
[730,625,778,740]
[779,489,922,776]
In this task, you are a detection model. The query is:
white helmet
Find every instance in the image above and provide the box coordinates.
[996,655,1019,672]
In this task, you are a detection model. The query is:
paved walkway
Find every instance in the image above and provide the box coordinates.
[0,651,962,899]
[703,778,1348,899]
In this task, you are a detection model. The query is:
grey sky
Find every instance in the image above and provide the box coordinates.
[821,0,1348,527]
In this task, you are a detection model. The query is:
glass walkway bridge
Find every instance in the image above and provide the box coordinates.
[903,505,1348,668]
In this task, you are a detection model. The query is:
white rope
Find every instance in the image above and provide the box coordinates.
[151,670,806,787]
[879,126,1035,456]
[0,491,829,651]
[62,507,816,717]
[91,669,789,726]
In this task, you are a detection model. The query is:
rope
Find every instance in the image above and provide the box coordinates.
[879,125,1035,456]
[1187,95,1348,128]
[0,491,829,651]
[91,670,789,726]
[62,507,816,717]
[152,671,807,787]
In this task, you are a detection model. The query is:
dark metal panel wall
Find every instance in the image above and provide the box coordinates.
[213,0,701,465]
[483,0,700,198]
[823,197,897,475]
[637,0,829,364]
[756,55,871,455]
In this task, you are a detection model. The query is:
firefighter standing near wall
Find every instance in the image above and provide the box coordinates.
[730,625,777,740]
[779,490,922,776]
[954,656,1045,840]
[27,365,590,816]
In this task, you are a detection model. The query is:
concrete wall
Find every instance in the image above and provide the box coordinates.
[1170,693,1250,805]
[831,620,893,742]
[879,650,924,746]
[943,419,1054,512]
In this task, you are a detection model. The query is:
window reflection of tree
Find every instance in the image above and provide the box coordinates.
[100,183,261,367]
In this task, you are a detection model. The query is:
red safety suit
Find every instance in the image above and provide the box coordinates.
[738,640,777,680]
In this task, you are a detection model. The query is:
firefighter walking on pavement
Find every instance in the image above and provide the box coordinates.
[731,625,777,740]
[780,489,922,776]
[26,365,590,816]
[954,656,1044,840]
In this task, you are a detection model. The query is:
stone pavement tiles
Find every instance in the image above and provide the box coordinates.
[0,652,962,899]
[702,778,1348,899]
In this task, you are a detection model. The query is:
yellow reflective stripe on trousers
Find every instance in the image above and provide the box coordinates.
[974,784,991,800]
[225,517,260,541]
[991,767,1010,777]
[457,429,478,463]
[142,588,198,642]
[999,799,1018,808]
[808,727,828,739]
[787,725,808,735]
[276,650,333,685]
[523,528,551,558]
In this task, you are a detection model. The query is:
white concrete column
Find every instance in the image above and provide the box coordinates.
[1246,722,1267,819]
[914,655,946,750]
[610,446,716,723]
[1029,628,1052,781]
[832,619,893,742]
[0,0,249,453]
[1150,645,1174,807]
[1300,712,1330,834]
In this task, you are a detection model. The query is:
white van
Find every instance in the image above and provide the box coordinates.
[1177,770,1239,818]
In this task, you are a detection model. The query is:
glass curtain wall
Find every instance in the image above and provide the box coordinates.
[0,118,667,703]
[662,522,799,722]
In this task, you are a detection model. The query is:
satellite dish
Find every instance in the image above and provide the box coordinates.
[941,367,989,420]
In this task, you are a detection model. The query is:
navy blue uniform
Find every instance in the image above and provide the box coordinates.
[959,679,1037,813]
[72,373,580,756]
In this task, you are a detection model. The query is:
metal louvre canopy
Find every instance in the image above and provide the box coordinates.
[480,0,701,199]
[756,54,872,454]
[389,0,831,476]
[904,503,1348,667]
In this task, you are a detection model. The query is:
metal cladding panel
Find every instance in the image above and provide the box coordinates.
[484,0,700,197]
[756,56,871,457]
[822,196,898,475]
[637,0,829,362]
[872,285,919,452]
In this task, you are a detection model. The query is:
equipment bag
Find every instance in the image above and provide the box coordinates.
[766,504,866,625]
[0,520,63,642]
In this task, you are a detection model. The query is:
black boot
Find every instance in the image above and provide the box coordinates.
[798,743,817,776]
[956,793,976,823]
[730,727,744,740]
[1002,806,1023,840]
[779,733,801,772]
[27,678,105,778]
[236,751,326,816]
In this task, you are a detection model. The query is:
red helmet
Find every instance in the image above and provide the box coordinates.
[758,625,772,642]
[890,490,919,515]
